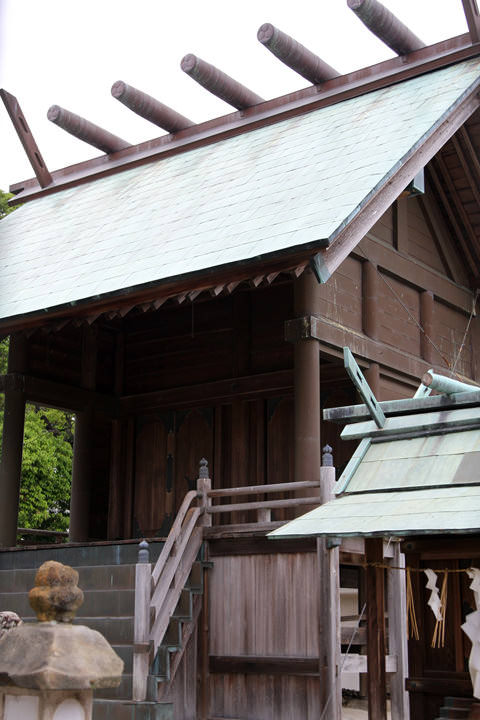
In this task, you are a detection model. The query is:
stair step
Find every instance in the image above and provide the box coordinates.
[0,563,136,594]
[0,588,135,617]
[93,699,173,720]
[172,588,193,620]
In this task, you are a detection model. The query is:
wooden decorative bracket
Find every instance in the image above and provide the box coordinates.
[0,89,53,188]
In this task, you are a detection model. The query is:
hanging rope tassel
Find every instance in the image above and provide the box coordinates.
[432,571,448,648]
[406,569,419,640]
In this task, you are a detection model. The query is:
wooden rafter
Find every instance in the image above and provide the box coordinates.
[451,134,480,210]
[459,125,480,185]
[462,0,480,43]
[418,193,463,284]
[434,154,479,266]
[428,162,477,273]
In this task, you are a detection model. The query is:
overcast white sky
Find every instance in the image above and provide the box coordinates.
[0,0,469,192]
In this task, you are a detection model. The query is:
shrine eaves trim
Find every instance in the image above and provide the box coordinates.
[1,57,480,325]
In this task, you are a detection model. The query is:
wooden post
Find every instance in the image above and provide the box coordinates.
[293,269,321,505]
[133,540,152,701]
[199,541,210,720]
[394,197,409,254]
[387,542,410,720]
[363,261,379,340]
[69,326,97,542]
[0,334,27,547]
[317,452,341,720]
[420,290,435,364]
[197,458,212,527]
[107,331,125,540]
[365,537,387,720]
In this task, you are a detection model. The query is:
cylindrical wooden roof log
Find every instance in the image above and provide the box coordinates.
[257,23,338,84]
[111,81,194,134]
[347,0,424,55]
[180,54,263,110]
[422,370,479,395]
[47,105,129,154]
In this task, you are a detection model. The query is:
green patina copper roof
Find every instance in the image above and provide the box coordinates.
[1,58,480,321]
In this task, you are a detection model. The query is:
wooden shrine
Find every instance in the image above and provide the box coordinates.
[1,1,480,718]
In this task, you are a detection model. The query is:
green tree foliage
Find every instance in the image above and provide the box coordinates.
[0,190,15,219]
[0,195,73,540]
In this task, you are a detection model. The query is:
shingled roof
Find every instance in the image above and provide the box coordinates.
[1,56,480,327]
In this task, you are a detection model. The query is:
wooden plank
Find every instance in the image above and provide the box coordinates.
[209,537,316,556]
[343,347,385,428]
[365,537,387,720]
[208,495,322,515]
[208,480,320,498]
[323,389,480,424]
[341,405,480,440]
[208,654,397,675]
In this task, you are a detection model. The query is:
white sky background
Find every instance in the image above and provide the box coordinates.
[0,0,469,192]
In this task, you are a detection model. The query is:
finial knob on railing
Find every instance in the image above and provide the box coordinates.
[138,539,150,563]
[322,444,333,467]
[199,457,209,479]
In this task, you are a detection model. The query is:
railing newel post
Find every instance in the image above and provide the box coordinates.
[320,444,336,504]
[133,539,151,702]
[197,458,212,527]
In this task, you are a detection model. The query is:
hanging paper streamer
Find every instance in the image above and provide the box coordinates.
[461,568,480,700]
[431,572,448,649]
[406,569,419,640]
[424,569,442,621]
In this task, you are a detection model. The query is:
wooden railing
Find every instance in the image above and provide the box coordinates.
[132,457,332,701]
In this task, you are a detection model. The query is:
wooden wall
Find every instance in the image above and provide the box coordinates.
[207,541,326,720]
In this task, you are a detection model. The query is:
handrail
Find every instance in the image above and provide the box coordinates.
[208,495,322,515]
[207,479,321,498]
[152,489,199,584]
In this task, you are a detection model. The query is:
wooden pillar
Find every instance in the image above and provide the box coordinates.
[0,334,27,547]
[387,542,410,720]
[365,537,387,720]
[69,326,97,542]
[108,331,125,540]
[293,269,321,497]
[363,261,379,340]
[317,455,341,720]
[420,290,434,364]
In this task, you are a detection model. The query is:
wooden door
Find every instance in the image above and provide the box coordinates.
[133,408,213,537]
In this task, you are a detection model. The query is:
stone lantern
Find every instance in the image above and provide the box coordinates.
[0,561,123,720]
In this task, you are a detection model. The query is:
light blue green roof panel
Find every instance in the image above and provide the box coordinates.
[1,58,480,321]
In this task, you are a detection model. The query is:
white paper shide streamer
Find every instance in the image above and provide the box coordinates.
[424,569,442,621]
[461,567,480,699]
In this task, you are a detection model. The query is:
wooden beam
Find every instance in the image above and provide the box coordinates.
[121,369,293,415]
[324,387,480,424]
[365,537,387,720]
[459,125,480,184]
[312,87,480,283]
[0,90,53,188]
[10,33,476,204]
[362,261,379,340]
[285,314,443,386]
[462,0,480,43]
[358,234,473,314]
[434,155,479,267]
[208,654,397,675]
[393,197,409,254]
[452,133,480,210]
[0,373,117,414]
[418,193,464,284]
[317,537,342,719]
